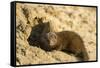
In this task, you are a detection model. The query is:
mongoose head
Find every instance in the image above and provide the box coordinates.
[40,32,58,51]
[46,32,57,46]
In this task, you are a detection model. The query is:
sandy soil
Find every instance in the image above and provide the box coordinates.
[16,3,97,65]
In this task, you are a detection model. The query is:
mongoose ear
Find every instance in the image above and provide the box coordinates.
[48,32,57,39]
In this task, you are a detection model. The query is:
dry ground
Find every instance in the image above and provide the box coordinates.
[16,3,96,65]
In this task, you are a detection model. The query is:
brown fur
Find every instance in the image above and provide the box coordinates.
[40,31,89,61]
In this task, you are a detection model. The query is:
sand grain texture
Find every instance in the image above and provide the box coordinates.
[16,3,96,65]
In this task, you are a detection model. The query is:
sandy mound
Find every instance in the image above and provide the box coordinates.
[16,3,96,65]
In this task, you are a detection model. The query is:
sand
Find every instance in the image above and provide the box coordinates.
[16,3,97,65]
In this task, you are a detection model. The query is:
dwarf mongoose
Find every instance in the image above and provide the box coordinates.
[40,31,89,61]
